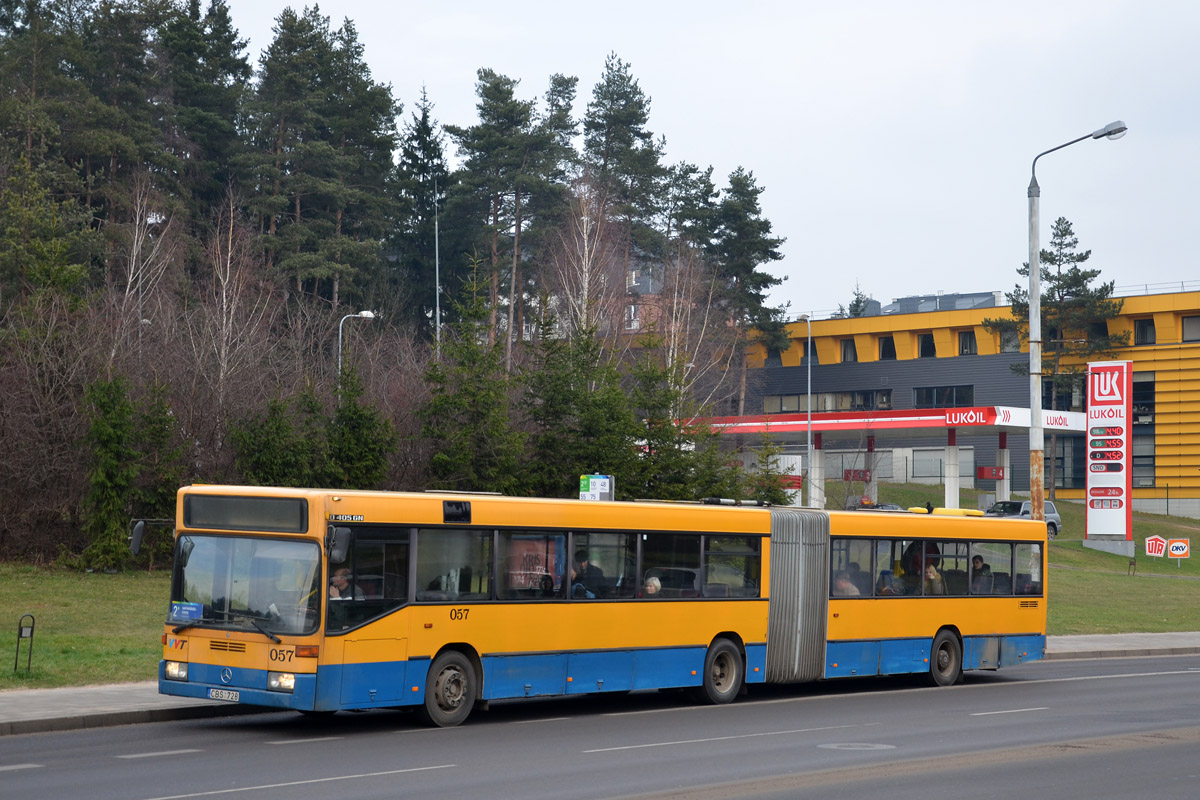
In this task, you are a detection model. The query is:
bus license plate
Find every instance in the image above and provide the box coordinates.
[208,688,239,702]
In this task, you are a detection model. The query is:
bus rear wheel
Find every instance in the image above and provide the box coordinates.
[697,639,743,704]
[419,650,476,727]
[929,630,962,687]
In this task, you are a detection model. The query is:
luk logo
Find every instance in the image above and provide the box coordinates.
[1090,369,1123,403]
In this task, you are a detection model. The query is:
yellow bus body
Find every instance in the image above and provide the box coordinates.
[157,487,1045,720]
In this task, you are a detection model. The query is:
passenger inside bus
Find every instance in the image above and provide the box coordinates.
[643,576,661,597]
[832,571,861,596]
[971,555,993,593]
[923,563,946,595]
[571,551,606,598]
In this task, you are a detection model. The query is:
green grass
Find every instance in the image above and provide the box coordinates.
[0,565,170,691]
[2,486,1198,689]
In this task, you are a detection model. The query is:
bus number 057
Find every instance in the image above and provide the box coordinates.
[269,648,293,662]
[449,608,469,621]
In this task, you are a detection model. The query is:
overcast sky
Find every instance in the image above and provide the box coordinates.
[230,0,1198,320]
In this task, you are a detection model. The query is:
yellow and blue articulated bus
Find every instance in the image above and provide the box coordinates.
[149,485,1046,726]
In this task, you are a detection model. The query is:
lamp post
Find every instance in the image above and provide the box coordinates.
[799,314,814,508]
[1027,120,1126,521]
[434,178,441,361]
[338,310,376,401]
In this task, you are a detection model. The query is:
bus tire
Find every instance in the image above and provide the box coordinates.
[929,630,962,687]
[698,639,743,704]
[419,650,476,727]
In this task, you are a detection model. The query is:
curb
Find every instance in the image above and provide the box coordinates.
[0,703,268,737]
[1044,646,1200,661]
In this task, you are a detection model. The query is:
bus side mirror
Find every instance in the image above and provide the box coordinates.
[130,520,145,556]
[179,536,194,568]
[327,526,351,564]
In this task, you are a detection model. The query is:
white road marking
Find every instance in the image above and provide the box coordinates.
[118,749,203,759]
[515,717,571,723]
[971,707,1050,716]
[136,764,455,800]
[584,723,879,753]
[0,763,43,772]
[264,736,342,745]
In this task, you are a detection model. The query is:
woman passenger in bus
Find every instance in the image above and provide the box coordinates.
[643,576,661,597]
[923,563,947,595]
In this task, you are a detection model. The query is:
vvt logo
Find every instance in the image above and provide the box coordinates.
[1091,370,1123,403]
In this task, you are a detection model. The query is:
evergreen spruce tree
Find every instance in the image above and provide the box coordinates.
[711,167,785,414]
[582,53,665,270]
[522,314,641,498]
[330,368,397,488]
[421,258,526,493]
[445,69,537,350]
[81,377,140,570]
[230,390,340,488]
[132,382,186,569]
[625,348,742,501]
[390,87,451,336]
[983,217,1128,495]
[158,0,251,223]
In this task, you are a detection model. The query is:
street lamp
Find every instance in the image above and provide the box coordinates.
[799,314,814,508]
[338,310,376,400]
[1027,120,1126,521]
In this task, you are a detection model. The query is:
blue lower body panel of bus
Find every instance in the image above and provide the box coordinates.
[316,642,769,710]
[158,659,318,710]
[824,634,1045,679]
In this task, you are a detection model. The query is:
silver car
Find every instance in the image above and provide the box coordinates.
[984,500,1062,539]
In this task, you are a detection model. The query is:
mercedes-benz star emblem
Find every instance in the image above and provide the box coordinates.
[220,668,233,684]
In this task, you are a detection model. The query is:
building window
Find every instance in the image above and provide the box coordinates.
[914,385,974,408]
[918,333,936,358]
[1053,435,1085,490]
[624,304,639,330]
[626,270,640,290]
[1132,373,1155,424]
[879,336,896,360]
[1132,433,1156,488]
[764,395,801,414]
[831,389,892,411]
[1000,330,1020,353]
[841,339,857,363]
[1134,318,1156,345]
[1183,315,1200,342]
[958,330,977,355]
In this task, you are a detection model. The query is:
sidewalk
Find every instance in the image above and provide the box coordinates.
[4,633,1199,736]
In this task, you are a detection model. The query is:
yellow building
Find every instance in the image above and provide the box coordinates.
[745,290,1200,518]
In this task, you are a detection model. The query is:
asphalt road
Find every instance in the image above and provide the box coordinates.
[3,655,1199,800]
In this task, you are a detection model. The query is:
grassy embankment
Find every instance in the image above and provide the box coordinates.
[1,482,1197,690]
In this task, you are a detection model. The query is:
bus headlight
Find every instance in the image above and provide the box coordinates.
[267,671,295,692]
[165,661,188,681]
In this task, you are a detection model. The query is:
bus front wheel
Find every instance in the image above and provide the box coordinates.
[929,630,962,687]
[697,639,743,704]
[420,650,476,727]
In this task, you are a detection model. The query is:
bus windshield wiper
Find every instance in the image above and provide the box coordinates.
[246,617,282,644]
[172,617,217,634]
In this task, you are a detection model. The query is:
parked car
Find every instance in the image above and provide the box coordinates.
[984,500,1062,538]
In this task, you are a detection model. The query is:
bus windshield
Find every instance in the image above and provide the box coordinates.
[168,535,322,637]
